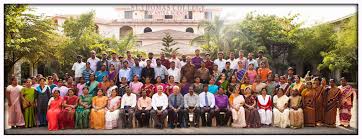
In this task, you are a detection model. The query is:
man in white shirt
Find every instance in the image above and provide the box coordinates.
[138,54,147,68]
[227,52,238,70]
[108,52,120,71]
[214,52,226,71]
[169,51,182,69]
[151,85,169,129]
[199,85,215,127]
[87,50,100,72]
[120,87,137,128]
[72,55,86,83]
[236,50,247,70]
[167,61,181,83]
[147,52,157,68]
[247,52,258,70]
[180,55,187,68]
[119,61,131,82]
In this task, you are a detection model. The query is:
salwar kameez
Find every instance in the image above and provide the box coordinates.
[20,87,36,128]
[6,85,25,127]
[47,97,63,131]
[289,96,304,128]
[301,89,316,127]
[257,95,272,125]
[90,96,108,129]
[230,95,246,128]
[75,95,92,129]
[35,85,52,126]
[105,96,121,129]
[59,95,78,129]
[338,85,356,127]
[273,95,290,128]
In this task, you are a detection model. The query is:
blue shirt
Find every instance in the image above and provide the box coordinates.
[95,70,109,82]
[130,65,143,79]
[208,85,219,94]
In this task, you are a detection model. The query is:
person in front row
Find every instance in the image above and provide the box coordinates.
[214,88,232,127]
[90,89,108,130]
[168,86,185,128]
[120,87,137,128]
[289,89,304,129]
[184,86,200,128]
[151,85,169,129]
[135,89,152,127]
[199,85,215,127]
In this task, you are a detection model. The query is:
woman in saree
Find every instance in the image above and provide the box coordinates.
[35,77,52,127]
[87,73,99,96]
[75,87,92,129]
[286,75,304,96]
[240,77,250,95]
[257,88,273,126]
[235,61,246,82]
[166,75,177,95]
[20,79,36,128]
[211,64,221,81]
[90,89,108,129]
[108,64,118,81]
[179,76,191,96]
[289,89,304,129]
[301,81,316,127]
[230,87,246,128]
[193,77,204,94]
[98,76,111,93]
[228,75,239,97]
[313,77,325,126]
[338,77,356,128]
[323,79,340,128]
[217,73,229,92]
[246,64,257,84]
[47,90,63,131]
[265,74,277,96]
[105,89,121,129]
[243,87,261,128]
[129,75,144,97]
[272,88,290,128]
[59,88,78,129]
[153,76,168,95]
[141,77,155,97]
[6,77,25,128]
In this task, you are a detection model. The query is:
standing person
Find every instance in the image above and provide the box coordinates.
[46,90,63,131]
[52,73,60,86]
[265,75,277,96]
[169,51,182,69]
[130,58,143,80]
[204,53,214,72]
[87,50,100,73]
[227,52,238,70]
[214,88,231,127]
[108,52,120,71]
[151,85,169,129]
[108,64,118,81]
[105,89,121,129]
[141,59,155,83]
[120,87,137,128]
[199,85,215,127]
[286,67,295,83]
[211,64,221,81]
[118,77,129,97]
[243,87,261,128]
[167,61,181,83]
[160,52,170,69]
[287,75,304,96]
[135,90,152,128]
[154,58,169,82]
[6,77,25,128]
[246,64,257,84]
[87,73,99,96]
[142,77,155,97]
[66,76,76,90]
[90,89,108,129]
[180,55,187,67]
[252,75,267,95]
[59,89,78,129]
[52,79,68,97]
[95,64,109,82]
[257,62,272,82]
[147,52,157,68]
[196,61,210,84]
[247,53,258,70]
[323,79,340,128]
[236,50,247,70]
[289,89,304,129]
[35,78,52,127]
[76,77,86,96]
[230,87,246,128]
[119,61,131,82]
[338,77,356,128]
[193,77,204,95]
[82,62,94,83]
[96,52,109,71]
[208,78,219,94]
[72,55,86,83]
[272,88,290,128]
[48,76,57,91]
[256,50,269,69]
[235,61,247,82]
[181,56,195,83]
[222,62,234,80]
[192,49,203,69]
[125,51,135,67]
[278,76,289,93]
[179,77,191,96]
[75,87,92,129]
[139,56,147,68]
[313,77,325,126]
[20,79,36,128]
[167,86,185,128]
[214,52,226,72]
[129,75,143,97]
[184,86,200,128]
[257,88,273,126]
[301,81,316,127]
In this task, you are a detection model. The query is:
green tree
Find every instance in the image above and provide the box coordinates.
[161,33,179,57]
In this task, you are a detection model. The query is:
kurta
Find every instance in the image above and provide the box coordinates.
[257,95,273,125]
[90,96,108,129]
[6,85,25,127]
[289,95,304,128]
[59,95,78,129]
[323,87,340,127]
[105,96,121,129]
[35,85,52,126]
[20,87,36,128]
[314,86,325,124]
[75,95,93,129]
[244,95,261,128]
[47,97,63,131]
[272,95,290,128]
[231,95,246,128]
[338,85,356,126]
[301,88,316,127]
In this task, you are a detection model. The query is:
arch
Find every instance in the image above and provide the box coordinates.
[119,26,133,39]
[186,27,194,33]
[144,27,152,33]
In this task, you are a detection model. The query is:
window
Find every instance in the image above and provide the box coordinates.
[186,27,194,33]
[144,11,153,19]
[188,11,193,19]
[204,11,212,20]
[125,11,133,19]
[144,27,152,33]
[165,15,173,19]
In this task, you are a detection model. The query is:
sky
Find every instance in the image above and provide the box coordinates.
[29,5,357,27]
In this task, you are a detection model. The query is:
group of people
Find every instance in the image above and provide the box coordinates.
[5,49,357,131]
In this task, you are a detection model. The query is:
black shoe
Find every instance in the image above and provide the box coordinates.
[195,124,199,128]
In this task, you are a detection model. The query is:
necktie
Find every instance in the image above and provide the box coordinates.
[173,95,177,108]
[205,93,209,107]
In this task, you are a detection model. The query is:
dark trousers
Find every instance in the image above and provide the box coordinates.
[215,108,232,126]
[184,107,201,127]
[167,108,185,128]
[135,110,150,127]
[150,109,168,128]
[120,108,135,128]
[200,107,215,127]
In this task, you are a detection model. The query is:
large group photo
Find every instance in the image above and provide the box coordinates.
[3,4,358,135]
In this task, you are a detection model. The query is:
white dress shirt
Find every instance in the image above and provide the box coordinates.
[72,62,86,78]
[151,93,169,111]
[121,93,137,108]
[169,58,182,69]
[199,91,215,108]
[214,59,226,71]
[167,67,181,83]
[87,57,100,72]
[227,58,238,70]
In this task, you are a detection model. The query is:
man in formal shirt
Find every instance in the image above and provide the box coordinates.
[184,86,200,127]
[120,87,137,128]
[204,53,214,73]
[214,52,226,71]
[135,89,152,127]
[247,52,258,70]
[141,60,155,83]
[96,52,109,71]
[72,55,86,83]
[119,61,131,82]
[151,85,168,129]
[108,52,120,71]
[181,57,195,83]
[130,58,143,79]
[199,85,215,127]
[87,50,100,72]
[160,52,170,69]
[138,54,147,68]
[154,59,169,82]
[167,86,185,128]
[236,50,248,70]
[147,52,157,68]
[191,49,203,69]
[125,51,135,68]
[214,88,231,127]
[169,51,181,69]
[256,50,269,69]
[227,52,238,70]
[167,61,181,83]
